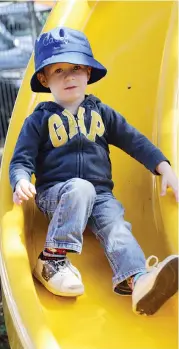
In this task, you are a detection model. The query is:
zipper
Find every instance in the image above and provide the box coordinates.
[74,115,82,177]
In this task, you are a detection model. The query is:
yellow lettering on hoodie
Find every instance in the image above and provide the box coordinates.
[87,111,105,141]
[48,114,68,147]
[77,107,87,136]
[62,110,78,139]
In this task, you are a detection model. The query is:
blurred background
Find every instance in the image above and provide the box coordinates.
[0,0,55,161]
[0,1,55,347]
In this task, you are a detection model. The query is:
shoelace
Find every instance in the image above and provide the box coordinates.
[145,255,159,271]
[46,258,67,271]
[132,255,159,289]
[46,258,81,279]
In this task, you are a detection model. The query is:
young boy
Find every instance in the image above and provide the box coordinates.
[9,27,178,315]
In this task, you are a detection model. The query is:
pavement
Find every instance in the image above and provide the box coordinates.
[0,147,10,347]
[0,146,3,165]
[0,285,10,348]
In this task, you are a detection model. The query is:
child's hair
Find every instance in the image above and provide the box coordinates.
[39,68,44,74]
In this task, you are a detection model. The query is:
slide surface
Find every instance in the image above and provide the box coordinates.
[0,1,178,348]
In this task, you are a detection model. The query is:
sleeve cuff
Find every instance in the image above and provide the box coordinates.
[10,170,31,192]
[151,158,171,175]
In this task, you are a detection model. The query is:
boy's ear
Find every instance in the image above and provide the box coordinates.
[87,67,92,82]
[37,72,49,88]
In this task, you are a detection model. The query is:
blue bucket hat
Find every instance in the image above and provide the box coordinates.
[31,26,107,93]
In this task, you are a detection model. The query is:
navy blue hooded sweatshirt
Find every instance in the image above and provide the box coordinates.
[9,94,169,194]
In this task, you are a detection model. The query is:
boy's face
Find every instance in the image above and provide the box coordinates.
[37,62,91,104]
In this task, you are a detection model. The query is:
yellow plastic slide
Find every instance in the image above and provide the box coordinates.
[0,1,178,348]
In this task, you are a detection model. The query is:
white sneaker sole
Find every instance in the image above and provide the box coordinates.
[133,255,178,315]
[33,270,84,297]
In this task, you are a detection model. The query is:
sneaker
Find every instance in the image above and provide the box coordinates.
[132,255,179,315]
[33,252,84,297]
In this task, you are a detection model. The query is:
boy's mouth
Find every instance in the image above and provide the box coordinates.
[64,86,77,90]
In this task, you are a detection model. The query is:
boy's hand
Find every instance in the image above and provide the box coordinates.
[13,179,36,205]
[156,161,179,202]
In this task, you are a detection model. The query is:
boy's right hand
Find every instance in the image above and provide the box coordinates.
[13,179,36,205]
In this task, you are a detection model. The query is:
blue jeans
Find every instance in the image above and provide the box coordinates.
[35,178,146,292]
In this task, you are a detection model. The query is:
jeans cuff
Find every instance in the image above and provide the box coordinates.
[113,267,147,288]
[45,242,82,254]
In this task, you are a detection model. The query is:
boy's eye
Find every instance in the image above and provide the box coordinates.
[55,68,63,73]
[73,65,81,71]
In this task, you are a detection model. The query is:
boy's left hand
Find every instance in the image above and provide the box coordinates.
[156,161,179,202]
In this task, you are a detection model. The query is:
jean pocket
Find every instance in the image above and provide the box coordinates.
[36,198,58,215]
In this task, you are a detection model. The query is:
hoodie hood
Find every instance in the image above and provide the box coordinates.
[34,94,101,113]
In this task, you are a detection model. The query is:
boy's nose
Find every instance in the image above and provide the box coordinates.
[64,69,75,80]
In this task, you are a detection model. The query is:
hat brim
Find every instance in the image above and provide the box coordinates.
[30,52,107,93]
